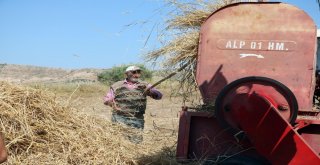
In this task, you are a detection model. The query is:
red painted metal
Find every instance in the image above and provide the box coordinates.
[176,110,267,163]
[214,77,298,125]
[224,92,320,164]
[196,2,318,112]
[176,2,320,164]
[176,95,320,164]
[296,118,320,154]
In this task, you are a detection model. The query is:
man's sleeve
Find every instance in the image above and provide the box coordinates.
[147,84,162,100]
[103,88,115,106]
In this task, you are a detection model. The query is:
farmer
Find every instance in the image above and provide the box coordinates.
[0,133,7,163]
[103,65,162,143]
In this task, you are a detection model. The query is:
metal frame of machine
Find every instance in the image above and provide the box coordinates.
[176,2,320,164]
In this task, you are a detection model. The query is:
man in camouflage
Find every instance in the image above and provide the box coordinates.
[103,66,162,143]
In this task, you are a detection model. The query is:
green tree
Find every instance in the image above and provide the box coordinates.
[97,64,153,85]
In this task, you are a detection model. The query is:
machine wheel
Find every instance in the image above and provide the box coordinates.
[214,76,298,131]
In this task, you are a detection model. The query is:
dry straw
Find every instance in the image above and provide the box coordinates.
[0,81,177,164]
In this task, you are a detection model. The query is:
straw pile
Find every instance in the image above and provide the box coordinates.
[0,81,177,164]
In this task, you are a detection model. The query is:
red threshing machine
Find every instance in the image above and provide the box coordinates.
[176,2,320,164]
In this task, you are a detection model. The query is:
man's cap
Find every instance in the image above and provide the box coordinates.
[125,66,141,73]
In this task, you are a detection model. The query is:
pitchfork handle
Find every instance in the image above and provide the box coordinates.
[143,60,193,95]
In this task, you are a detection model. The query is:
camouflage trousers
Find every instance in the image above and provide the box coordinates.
[111,113,144,144]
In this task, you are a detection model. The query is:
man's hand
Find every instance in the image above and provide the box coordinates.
[104,101,121,111]
[144,88,150,95]
[112,102,121,111]
[143,88,152,97]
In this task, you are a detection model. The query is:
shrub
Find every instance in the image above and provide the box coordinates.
[97,64,153,85]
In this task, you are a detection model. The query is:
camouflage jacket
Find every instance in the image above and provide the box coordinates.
[111,80,149,117]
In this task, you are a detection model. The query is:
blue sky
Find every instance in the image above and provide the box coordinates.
[0,0,319,69]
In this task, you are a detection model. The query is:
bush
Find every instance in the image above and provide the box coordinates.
[97,64,153,85]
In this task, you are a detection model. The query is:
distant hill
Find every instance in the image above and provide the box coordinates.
[0,63,106,83]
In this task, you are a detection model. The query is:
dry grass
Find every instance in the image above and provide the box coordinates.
[0,81,179,164]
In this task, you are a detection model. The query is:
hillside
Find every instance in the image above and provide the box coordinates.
[0,63,105,83]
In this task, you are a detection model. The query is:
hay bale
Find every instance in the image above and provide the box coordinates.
[0,81,177,164]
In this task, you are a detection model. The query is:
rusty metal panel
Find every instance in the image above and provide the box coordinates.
[196,2,317,111]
